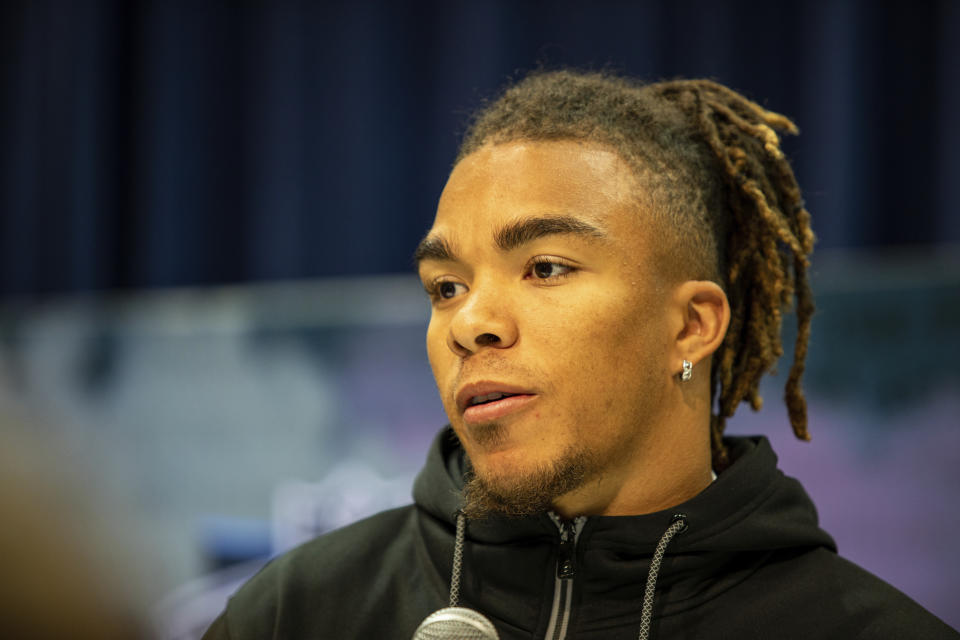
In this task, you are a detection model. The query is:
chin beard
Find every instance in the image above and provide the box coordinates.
[460,444,597,520]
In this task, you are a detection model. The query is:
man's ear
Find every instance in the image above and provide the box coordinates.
[670,280,730,377]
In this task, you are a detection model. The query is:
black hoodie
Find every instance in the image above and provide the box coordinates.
[203,429,957,639]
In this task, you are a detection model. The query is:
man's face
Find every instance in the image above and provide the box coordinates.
[417,140,676,516]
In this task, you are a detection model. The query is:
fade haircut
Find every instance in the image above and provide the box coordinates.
[457,70,815,469]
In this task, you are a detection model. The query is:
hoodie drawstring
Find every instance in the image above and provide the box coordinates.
[637,514,688,640]
[449,511,466,607]
[445,511,686,640]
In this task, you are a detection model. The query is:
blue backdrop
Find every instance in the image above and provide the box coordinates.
[2,0,958,296]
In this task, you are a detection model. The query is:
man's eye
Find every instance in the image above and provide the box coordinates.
[436,281,466,299]
[530,260,574,280]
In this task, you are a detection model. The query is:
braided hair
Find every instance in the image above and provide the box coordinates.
[457,71,815,469]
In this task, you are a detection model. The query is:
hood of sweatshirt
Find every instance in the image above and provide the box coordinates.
[411,427,836,634]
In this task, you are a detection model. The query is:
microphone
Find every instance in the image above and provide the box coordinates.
[411,607,499,639]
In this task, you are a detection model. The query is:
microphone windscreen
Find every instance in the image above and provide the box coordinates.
[411,607,499,640]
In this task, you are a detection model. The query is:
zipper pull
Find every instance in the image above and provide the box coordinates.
[557,520,576,579]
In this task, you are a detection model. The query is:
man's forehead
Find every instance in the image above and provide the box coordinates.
[415,139,650,267]
[441,141,636,208]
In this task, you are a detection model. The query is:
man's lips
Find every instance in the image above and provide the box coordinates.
[463,394,536,424]
[455,381,538,423]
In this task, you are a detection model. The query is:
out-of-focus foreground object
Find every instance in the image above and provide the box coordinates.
[0,405,155,639]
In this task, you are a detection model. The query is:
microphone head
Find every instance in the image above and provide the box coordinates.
[411,606,499,640]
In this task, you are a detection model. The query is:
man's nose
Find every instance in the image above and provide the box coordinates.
[447,283,518,356]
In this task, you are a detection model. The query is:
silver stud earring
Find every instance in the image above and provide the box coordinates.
[681,360,693,382]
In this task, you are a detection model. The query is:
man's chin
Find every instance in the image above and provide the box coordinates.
[460,448,595,520]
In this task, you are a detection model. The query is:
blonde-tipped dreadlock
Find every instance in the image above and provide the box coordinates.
[457,71,815,470]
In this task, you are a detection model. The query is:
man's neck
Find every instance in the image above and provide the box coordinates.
[551,415,714,518]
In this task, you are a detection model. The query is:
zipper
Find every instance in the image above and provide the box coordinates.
[544,514,586,640]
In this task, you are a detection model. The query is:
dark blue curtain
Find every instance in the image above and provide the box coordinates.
[2,0,957,296]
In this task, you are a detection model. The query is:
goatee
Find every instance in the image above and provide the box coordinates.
[460,443,597,520]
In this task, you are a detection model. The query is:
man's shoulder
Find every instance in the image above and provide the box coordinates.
[273,504,419,571]
[742,546,957,638]
[208,504,444,640]
[239,503,418,596]
[818,551,956,637]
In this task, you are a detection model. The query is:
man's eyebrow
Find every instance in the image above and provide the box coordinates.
[495,215,607,252]
[414,235,458,265]
[414,215,607,266]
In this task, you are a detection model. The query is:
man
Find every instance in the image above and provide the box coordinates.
[203,71,957,638]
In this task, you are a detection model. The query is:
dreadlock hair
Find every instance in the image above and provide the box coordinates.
[457,70,815,470]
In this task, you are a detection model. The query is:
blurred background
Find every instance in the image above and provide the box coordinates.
[1,0,958,636]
